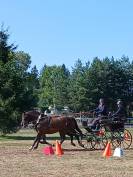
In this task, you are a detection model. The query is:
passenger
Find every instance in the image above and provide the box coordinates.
[111,100,127,121]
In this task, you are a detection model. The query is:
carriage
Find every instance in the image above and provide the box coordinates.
[74,112,132,150]
[21,110,132,150]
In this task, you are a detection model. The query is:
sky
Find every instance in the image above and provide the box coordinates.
[0,0,133,71]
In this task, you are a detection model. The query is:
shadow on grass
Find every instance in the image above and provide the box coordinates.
[63,148,93,152]
[0,135,70,141]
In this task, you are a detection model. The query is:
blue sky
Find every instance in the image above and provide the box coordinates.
[0,0,133,71]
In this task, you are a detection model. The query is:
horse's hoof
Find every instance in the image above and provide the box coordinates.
[71,143,76,146]
[29,146,33,151]
[80,144,84,148]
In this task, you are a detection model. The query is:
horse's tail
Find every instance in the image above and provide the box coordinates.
[72,117,83,139]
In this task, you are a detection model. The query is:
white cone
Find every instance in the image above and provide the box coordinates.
[113,147,124,157]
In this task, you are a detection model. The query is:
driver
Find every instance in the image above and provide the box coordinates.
[88,98,108,130]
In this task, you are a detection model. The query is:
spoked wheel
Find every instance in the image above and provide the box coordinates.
[91,131,108,150]
[119,129,132,149]
[81,132,94,150]
[110,129,132,150]
[110,131,121,149]
[100,126,122,149]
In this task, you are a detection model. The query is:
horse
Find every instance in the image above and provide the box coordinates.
[29,116,84,150]
[21,110,83,148]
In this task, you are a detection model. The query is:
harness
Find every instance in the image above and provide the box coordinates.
[37,115,52,128]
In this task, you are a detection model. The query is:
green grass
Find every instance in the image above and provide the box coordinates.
[0,128,61,141]
[0,128,133,141]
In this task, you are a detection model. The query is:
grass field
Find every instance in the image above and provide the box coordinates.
[0,129,133,177]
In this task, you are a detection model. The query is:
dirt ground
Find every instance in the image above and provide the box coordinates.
[0,130,133,177]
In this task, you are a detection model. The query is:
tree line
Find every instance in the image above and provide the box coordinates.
[0,29,133,133]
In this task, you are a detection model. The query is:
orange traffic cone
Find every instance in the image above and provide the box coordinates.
[55,140,64,156]
[103,141,112,158]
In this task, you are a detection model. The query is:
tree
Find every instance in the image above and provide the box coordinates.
[38,64,70,110]
[0,29,39,133]
[0,27,16,64]
[86,56,133,110]
[68,59,90,112]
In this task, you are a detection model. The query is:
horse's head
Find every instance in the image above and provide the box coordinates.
[21,110,41,128]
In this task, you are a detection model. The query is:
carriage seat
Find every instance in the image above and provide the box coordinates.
[101,116,126,132]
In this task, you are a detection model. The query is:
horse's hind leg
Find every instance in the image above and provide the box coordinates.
[40,134,46,142]
[70,130,84,148]
[67,134,76,146]
[39,134,47,143]
[59,132,66,145]
[76,134,84,147]
[73,118,83,140]
[60,132,76,146]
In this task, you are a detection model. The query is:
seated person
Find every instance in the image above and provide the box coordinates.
[93,98,108,117]
[88,98,108,130]
[111,100,127,122]
[108,100,127,131]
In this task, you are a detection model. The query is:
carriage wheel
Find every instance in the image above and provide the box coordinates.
[110,131,121,149]
[100,126,122,149]
[91,132,107,150]
[119,129,132,149]
[111,129,132,150]
[81,132,94,150]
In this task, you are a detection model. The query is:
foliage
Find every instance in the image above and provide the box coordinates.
[0,29,39,134]
[38,64,70,110]
[38,57,133,113]
[68,59,90,112]
[0,27,133,134]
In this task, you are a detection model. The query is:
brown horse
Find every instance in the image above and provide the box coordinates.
[21,110,83,148]
[29,116,84,150]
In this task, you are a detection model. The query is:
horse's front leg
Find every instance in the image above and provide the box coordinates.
[39,134,54,146]
[33,134,42,149]
[29,133,41,150]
